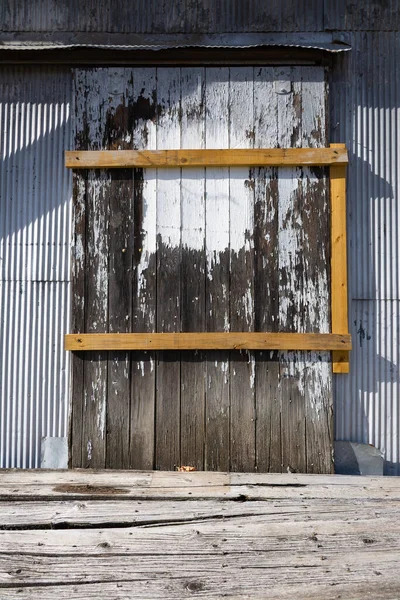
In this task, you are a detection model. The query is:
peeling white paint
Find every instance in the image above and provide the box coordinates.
[249,356,256,389]
[97,394,106,440]
[221,360,229,384]
[87,440,92,461]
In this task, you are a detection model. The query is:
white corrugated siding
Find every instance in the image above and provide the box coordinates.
[332,32,400,474]
[0,66,72,468]
[1,31,400,474]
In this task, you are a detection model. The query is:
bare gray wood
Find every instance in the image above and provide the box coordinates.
[130,67,158,470]
[105,69,134,469]
[4,496,400,528]
[80,69,110,469]
[179,68,206,471]
[3,470,400,500]
[155,68,181,471]
[276,66,333,474]
[69,69,87,469]
[69,66,334,474]
[253,67,281,473]
[277,66,306,475]
[229,66,256,473]
[2,581,399,600]
[204,67,230,472]
[1,471,400,600]
[301,69,333,473]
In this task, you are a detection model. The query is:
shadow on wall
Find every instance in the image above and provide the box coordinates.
[331,35,400,475]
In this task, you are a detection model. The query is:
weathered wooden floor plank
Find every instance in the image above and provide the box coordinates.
[3,497,400,528]
[1,470,400,500]
[0,471,400,599]
[1,581,399,600]
[1,537,399,595]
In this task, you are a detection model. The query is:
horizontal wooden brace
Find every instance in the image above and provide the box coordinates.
[65,147,349,169]
[65,332,352,352]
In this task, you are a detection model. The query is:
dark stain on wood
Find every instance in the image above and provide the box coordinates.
[53,484,127,495]
[131,89,158,122]
[107,167,133,469]
[185,581,204,593]
[181,245,206,470]
[254,167,280,473]
[70,66,333,475]
[103,100,135,149]
[205,247,230,472]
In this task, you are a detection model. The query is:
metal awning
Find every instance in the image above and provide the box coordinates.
[0,33,351,53]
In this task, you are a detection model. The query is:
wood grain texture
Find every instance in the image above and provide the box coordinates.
[330,144,349,373]
[4,496,400,528]
[204,67,230,472]
[69,69,87,469]
[229,66,256,472]
[79,69,110,470]
[253,67,281,473]
[66,332,351,351]
[277,66,307,475]
[2,469,400,500]
[65,147,349,168]
[104,69,134,469]
[301,70,333,473]
[155,68,181,471]
[1,471,400,600]
[130,67,157,470]
[69,66,345,474]
[180,68,206,471]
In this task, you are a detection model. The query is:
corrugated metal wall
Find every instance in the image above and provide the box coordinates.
[325,2,400,31]
[0,67,72,468]
[0,1,324,33]
[331,32,400,474]
[1,3,400,473]
[3,1,400,34]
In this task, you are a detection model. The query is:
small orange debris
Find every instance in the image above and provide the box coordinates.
[177,465,196,472]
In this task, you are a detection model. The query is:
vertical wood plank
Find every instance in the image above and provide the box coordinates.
[130,68,158,469]
[155,68,182,471]
[204,67,230,471]
[180,68,206,470]
[105,69,134,469]
[301,69,333,473]
[330,143,349,374]
[82,68,110,468]
[277,66,307,474]
[229,66,256,472]
[70,69,87,468]
[253,67,281,473]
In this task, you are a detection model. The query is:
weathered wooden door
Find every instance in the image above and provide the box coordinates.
[70,66,332,473]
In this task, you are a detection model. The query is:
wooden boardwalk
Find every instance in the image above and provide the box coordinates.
[1,470,400,599]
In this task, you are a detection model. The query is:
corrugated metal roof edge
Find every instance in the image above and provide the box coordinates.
[0,33,351,53]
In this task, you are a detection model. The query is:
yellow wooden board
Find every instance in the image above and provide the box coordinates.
[65,144,351,374]
[330,144,350,373]
[65,147,349,169]
[65,332,352,352]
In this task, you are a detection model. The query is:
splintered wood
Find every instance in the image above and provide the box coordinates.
[69,66,347,472]
[1,470,400,599]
